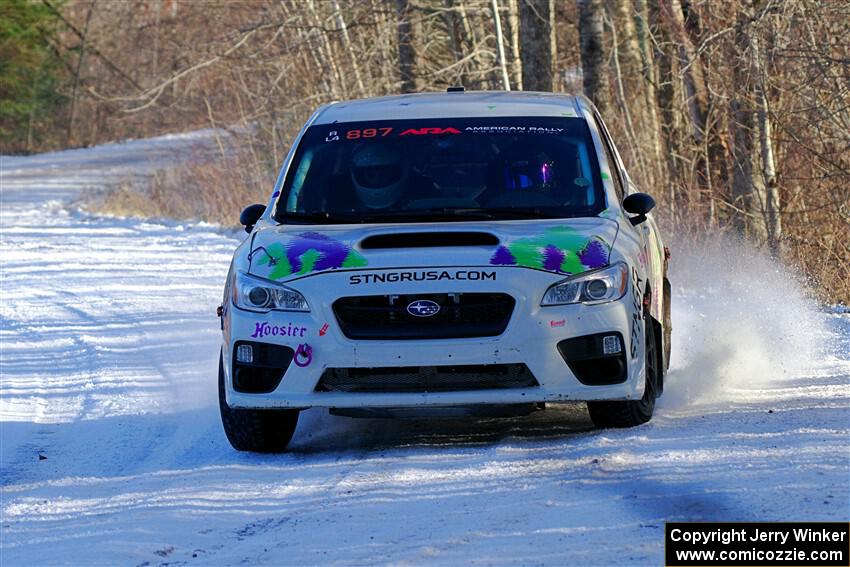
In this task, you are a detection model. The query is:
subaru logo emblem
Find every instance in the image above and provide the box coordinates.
[406,299,440,317]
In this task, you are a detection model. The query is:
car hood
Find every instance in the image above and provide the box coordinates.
[246,218,619,283]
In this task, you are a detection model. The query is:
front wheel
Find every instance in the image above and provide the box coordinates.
[587,315,658,428]
[218,353,299,452]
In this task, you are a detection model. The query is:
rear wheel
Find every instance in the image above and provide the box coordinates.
[218,353,299,452]
[587,314,657,428]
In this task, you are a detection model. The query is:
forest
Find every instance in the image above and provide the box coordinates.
[1,0,848,302]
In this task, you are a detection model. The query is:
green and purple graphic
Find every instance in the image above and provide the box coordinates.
[252,232,367,280]
[490,227,610,275]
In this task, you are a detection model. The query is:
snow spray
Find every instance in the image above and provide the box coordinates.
[659,234,828,409]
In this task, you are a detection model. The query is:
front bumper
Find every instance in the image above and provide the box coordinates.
[222,266,646,409]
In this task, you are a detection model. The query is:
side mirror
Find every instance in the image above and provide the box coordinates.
[239,203,266,233]
[622,193,655,226]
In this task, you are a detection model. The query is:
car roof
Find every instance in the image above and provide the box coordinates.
[313,91,587,124]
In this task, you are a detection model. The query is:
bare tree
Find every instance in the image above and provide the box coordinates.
[507,0,523,89]
[577,0,610,115]
[730,2,769,242]
[16,0,850,302]
[397,0,419,93]
[491,0,511,90]
[519,0,553,91]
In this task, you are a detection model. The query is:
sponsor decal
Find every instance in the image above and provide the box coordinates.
[406,299,441,317]
[349,270,496,285]
[399,127,461,136]
[294,344,313,367]
[251,322,307,339]
[250,232,368,280]
[550,319,566,328]
[490,226,610,275]
[464,126,565,134]
[637,244,648,269]
[345,127,393,139]
[319,323,329,337]
[629,267,644,359]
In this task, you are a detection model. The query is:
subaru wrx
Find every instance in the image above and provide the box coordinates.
[218,90,671,452]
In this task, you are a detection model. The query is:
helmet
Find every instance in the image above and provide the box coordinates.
[350,143,407,209]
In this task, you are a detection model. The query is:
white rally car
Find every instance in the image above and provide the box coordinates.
[218,90,671,452]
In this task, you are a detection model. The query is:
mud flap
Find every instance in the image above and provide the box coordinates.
[663,276,672,372]
[652,316,665,397]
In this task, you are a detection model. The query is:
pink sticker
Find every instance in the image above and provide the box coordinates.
[550,320,566,328]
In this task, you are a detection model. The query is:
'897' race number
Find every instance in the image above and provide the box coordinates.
[346,127,393,139]
[326,127,462,142]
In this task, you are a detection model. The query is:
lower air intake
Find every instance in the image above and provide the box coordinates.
[316,363,538,393]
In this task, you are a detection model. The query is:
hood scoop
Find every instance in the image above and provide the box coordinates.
[360,232,500,250]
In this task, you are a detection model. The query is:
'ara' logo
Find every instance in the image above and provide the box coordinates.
[399,127,461,136]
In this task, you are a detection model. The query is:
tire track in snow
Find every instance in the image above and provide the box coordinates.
[1,133,229,491]
[1,133,848,566]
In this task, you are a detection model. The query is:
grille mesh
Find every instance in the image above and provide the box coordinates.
[333,292,515,340]
[316,364,538,393]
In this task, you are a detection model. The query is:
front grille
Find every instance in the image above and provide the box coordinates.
[333,292,515,340]
[316,364,538,393]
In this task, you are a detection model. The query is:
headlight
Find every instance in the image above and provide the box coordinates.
[232,271,309,312]
[541,262,628,306]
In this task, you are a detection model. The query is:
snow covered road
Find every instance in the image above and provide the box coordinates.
[1,134,848,566]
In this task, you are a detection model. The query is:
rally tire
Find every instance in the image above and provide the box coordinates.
[586,313,657,428]
[218,354,299,452]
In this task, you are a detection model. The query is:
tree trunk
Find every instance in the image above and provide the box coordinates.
[609,0,651,187]
[372,0,395,95]
[331,0,367,97]
[520,0,553,91]
[492,0,512,90]
[666,0,708,144]
[306,0,346,99]
[730,3,769,243]
[666,0,709,206]
[396,0,418,93]
[665,0,728,215]
[548,0,557,90]
[441,0,468,87]
[752,17,781,253]
[577,0,610,116]
[628,0,667,192]
[68,0,97,145]
[507,0,523,89]
[456,1,486,89]
[649,0,683,218]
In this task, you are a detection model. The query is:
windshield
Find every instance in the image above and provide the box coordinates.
[274,117,606,224]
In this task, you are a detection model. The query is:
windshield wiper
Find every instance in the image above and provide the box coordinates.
[277,207,562,224]
[277,211,365,224]
[441,207,560,219]
[355,208,561,221]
